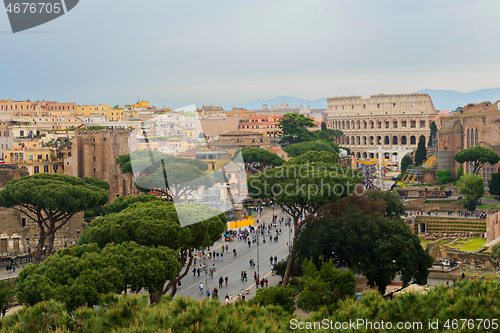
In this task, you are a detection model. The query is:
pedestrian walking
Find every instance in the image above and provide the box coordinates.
[270,256,273,265]
[274,255,277,264]
[255,279,259,289]
[221,252,223,260]
[265,278,268,287]
[225,276,228,286]
[226,244,228,252]
[193,268,196,277]
[219,276,224,288]
[248,240,251,247]
[260,278,264,288]
[254,271,257,281]
[207,290,210,298]
[197,268,200,277]
[244,271,248,281]
[216,252,219,261]
[199,283,203,294]
[233,248,237,256]
[225,294,230,304]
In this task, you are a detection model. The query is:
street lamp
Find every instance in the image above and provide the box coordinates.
[76,229,80,241]
[256,228,260,281]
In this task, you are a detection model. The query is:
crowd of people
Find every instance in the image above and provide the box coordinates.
[355,163,377,190]
[188,209,286,303]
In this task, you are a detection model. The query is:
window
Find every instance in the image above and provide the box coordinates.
[393,120,398,128]
[28,154,33,160]
[93,146,95,151]
[411,102,415,107]
[385,121,389,128]
[94,168,96,174]
[402,120,407,127]
[44,165,49,173]
[93,156,96,162]
[410,120,416,128]
[420,120,425,128]
[377,104,380,108]
[377,121,381,129]
[34,166,39,174]
[393,103,396,107]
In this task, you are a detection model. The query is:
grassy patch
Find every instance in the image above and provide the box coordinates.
[460,238,486,252]
[477,204,500,210]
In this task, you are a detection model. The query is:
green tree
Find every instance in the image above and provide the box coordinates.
[283,141,339,158]
[414,136,427,166]
[284,150,338,166]
[0,279,15,318]
[79,200,227,303]
[247,162,363,287]
[0,174,109,263]
[489,167,500,199]
[366,189,405,218]
[293,195,433,295]
[429,121,438,147]
[320,121,327,131]
[1,293,298,333]
[400,154,412,173]
[490,242,500,260]
[238,147,284,173]
[102,194,163,216]
[454,146,500,175]
[278,113,315,144]
[297,258,355,312]
[83,177,110,191]
[247,287,295,313]
[457,173,485,211]
[117,150,212,201]
[437,170,451,184]
[15,242,180,310]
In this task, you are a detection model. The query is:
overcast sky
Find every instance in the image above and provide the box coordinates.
[1,0,499,108]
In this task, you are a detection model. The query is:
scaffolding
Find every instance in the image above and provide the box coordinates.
[437,150,453,171]
[194,185,235,219]
[422,155,438,169]
[400,169,423,184]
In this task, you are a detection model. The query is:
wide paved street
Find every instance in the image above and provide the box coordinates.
[175,206,292,302]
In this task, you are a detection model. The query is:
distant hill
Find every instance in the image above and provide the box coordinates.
[224,96,327,110]
[225,88,500,112]
[417,88,500,111]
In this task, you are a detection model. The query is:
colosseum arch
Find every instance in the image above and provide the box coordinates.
[370,121,374,129]
[377,121,382,129]
[345,136,349,144]
[363,121,367,129]
[363,136,367,145]
[356,136,361,145]
[475,129,478,146]
[351,120,354,129]
[363,152,367,158]
[356,120,361,129]
[471,129,475,147]
[369,136,374,145]
[351,136,355,145]
[356,152,361,158]
[393,136,398,145]
[377,136,382,145]
[467,128,470,148]
[401,135,407,145]
[410,135,416,145]
[342,121,345,129]
[347,121,350,129]
[384,136,390,145]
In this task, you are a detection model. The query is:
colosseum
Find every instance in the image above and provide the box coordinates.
[327,93,438,165]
